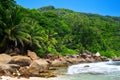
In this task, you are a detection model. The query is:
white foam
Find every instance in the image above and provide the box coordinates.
[67,61,120,74]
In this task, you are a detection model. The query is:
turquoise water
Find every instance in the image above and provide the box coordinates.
[58,73,120,80]
[57,61,120,80]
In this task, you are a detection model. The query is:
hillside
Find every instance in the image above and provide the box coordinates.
[38,6,120,57]
[0,1,120,58]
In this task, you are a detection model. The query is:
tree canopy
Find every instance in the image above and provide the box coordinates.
[0,1,120,58]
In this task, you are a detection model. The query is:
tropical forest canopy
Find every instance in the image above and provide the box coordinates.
[0,0,120,58]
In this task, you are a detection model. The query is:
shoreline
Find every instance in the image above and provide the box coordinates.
[0,51,120,79]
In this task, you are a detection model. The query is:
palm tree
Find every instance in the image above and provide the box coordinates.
[0,1,31,53]
[22,17,47,50]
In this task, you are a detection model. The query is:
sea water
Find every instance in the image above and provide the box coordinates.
[58,60,120,80]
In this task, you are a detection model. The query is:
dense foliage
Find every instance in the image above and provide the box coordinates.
[0,0,120,58]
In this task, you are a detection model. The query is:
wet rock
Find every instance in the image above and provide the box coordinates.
[84,65,90,67]
[9,56,32,66]
[0,54,12,64]
[27,50,39,60]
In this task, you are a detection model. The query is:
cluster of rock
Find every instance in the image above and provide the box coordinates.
[0,50,119,78]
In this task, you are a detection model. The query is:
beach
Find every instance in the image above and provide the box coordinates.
[0,76,59,80]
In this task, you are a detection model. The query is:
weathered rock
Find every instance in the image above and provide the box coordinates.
[46,53,56,60]
[51,59,68,67]
[101,56,109,61]
[85,57,95,62]
[0,54,12,64]
[80,53,88,59]
[95,52,101,57]
[18,66,34,77]
[112,56,120,61]
[9,56,32,66]
[0,64,20,70]
[66,58,81,64]
[49,67,57,70]
[67,55,76,58]
[0,63,20,76]
[94,57,102,61]
[79,58,86,63]
[27,50,39,60]
[83,50,92,55]
[87,55,92,58]
[9,48,20,56]
[29,59,49,75]
[9,52,18,56]
[0,64,11,70]
[57,54,63,58]
[39,72,56,78]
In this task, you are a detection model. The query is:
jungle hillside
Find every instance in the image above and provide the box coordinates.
[0,0,120,58]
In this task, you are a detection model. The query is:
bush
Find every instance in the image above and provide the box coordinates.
[99,50,116,58]
[47,47,58,55]
[36,49,46,56]
[61,46,78,56]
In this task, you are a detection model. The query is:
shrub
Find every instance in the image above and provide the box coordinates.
[36,49,46,56]
[61,46,78,56]
[47,47,58,55]
[99,50,116,58]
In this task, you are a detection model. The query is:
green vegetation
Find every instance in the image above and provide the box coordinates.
[0,0,120,58]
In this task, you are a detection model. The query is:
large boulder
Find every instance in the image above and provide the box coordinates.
[27,50,39,60]
[29,59,49,75]
[9,56,32,66]
[0,54,12,64]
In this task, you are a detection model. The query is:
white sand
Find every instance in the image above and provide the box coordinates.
[0,76,59,80]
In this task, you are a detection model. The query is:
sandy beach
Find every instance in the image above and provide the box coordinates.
[0,76,59,80]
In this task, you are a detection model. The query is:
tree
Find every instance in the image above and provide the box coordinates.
[0,1,31,53]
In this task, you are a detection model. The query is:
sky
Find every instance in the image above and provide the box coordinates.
[16,0,120,16]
